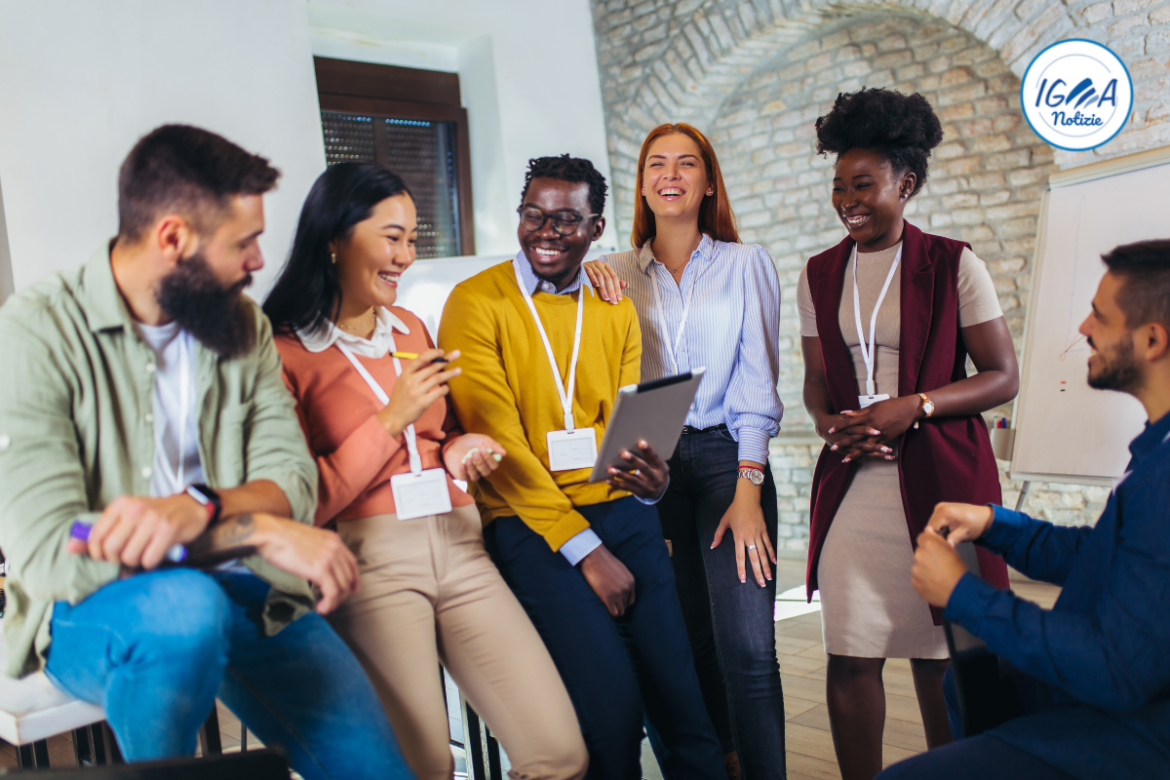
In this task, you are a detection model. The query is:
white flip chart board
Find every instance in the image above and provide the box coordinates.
[1009,146,1170,485]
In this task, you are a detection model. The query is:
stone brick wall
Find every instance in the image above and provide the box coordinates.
[589,0,1170,550]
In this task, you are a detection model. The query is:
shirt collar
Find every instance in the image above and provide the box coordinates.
[296,306,411,357]
[635,233,716,273]
[1128,409,1170,462]
[513,251,593,297]
[80,241,136,333]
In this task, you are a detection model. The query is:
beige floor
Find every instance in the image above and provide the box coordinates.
[0,561,1060,778]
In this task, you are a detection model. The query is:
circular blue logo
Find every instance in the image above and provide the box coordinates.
[1020,39,1133,152]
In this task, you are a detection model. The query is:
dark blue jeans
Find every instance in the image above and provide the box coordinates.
[657,428,786,780]
[45,569,414,779]
[484,496,725,780]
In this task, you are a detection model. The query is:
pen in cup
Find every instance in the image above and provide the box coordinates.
[70,520,188,563]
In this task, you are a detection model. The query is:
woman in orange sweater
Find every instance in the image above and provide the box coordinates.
[263,162,587,780]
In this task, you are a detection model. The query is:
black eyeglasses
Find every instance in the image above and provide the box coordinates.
[517,206,599,236]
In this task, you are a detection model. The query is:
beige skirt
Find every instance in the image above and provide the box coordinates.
[816,458,948,659]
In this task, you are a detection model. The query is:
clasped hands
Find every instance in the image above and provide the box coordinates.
[820,394,923,463]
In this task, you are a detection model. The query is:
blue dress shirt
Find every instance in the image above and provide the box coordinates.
[603,236,783,464]
[513,254,662,566]
[946,410,1170,779]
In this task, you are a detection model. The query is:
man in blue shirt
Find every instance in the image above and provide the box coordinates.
[879,239,1170,780]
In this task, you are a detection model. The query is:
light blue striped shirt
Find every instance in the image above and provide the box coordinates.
[603,235,783,464]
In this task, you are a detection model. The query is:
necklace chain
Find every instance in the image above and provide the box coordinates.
[338,308,377,334]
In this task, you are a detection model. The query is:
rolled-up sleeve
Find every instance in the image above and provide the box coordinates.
[241,312,318,524]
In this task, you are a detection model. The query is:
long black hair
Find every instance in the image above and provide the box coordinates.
[264,162,412,336]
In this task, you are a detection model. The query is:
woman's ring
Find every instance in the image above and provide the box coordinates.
[747,544,757,551]
[633,469,641,476]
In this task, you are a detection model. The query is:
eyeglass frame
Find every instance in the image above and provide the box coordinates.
[516,205,601,236]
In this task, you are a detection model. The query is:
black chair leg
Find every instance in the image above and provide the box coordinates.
[74,726,94,765]
[91,722,108,764]
[241,725,248,752]
[485,725,502,779]
[17,743,34,768]
[199,707,223,756]
[103,722,124,763]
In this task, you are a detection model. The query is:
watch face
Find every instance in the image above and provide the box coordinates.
[924,401,934,415]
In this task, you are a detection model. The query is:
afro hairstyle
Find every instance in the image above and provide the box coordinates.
[520,154,608,217]
[815,88,944,197]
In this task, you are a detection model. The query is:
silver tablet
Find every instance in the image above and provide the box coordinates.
[588,368,706,483]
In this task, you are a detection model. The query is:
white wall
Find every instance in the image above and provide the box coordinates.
[0,0,616,300]
[307,0,618,254]
[0,0,327,297]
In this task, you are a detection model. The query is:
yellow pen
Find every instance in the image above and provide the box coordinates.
[391,351,449,363]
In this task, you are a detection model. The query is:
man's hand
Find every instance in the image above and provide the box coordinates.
[927,502,995,546]
[66,493,211,570]
[579,544,636,618]
[911,527,969,607]
[604,440,669,500]
[245,514,359,615]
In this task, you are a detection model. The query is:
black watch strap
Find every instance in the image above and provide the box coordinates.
[186,483,223,524]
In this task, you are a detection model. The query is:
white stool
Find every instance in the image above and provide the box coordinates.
[0,630,108,767]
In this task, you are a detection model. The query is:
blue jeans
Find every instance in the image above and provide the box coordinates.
[484,497,725,780]
[45,569,414,779]
[656,428,785,779]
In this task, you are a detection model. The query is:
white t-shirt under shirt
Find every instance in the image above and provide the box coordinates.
[135,321,204,499]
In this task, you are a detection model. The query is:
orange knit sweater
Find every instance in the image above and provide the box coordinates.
[276,307,474,526]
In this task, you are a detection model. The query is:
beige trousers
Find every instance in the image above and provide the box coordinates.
[329,505,587,780]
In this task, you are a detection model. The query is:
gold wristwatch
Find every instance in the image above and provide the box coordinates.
[913,392,934,429]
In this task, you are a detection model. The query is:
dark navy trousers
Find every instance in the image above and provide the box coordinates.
[484,496,724,780]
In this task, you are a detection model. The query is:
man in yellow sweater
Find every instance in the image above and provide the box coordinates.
[439,156,724,780]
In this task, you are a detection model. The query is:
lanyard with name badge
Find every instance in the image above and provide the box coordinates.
[337,341,453,521]
[512,258,597,472]
[852,242,902,409]
[649,256,703,376]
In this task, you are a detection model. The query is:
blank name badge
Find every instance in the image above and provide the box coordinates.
[858,393,889,409]
[390,468,453,521]
[547,428,598,472]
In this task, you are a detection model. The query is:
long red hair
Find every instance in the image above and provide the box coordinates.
[630,123,740,249]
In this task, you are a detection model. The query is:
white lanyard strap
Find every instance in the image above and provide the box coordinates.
[337,342,423,474]
[512,258,585,431]
[157,332,192,494]
[649,260,701,375]
[852,243,902,396]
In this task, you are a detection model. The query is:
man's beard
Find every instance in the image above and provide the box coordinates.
[156,251,255,359]
[1087,335,1144,394]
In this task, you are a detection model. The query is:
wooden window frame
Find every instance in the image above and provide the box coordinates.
[315,56,475,256]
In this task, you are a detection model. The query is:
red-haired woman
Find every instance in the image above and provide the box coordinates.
[585,124,785,780]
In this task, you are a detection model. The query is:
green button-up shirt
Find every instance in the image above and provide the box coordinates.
[0,247,319,677]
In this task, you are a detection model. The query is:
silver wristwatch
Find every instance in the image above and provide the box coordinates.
[737,467,765,486]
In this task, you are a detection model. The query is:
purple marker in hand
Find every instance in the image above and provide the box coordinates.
[70,520,188,564]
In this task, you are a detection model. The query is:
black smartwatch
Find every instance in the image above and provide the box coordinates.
[186,483,223,524]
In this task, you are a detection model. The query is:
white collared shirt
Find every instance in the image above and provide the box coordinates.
[295,307,412,357]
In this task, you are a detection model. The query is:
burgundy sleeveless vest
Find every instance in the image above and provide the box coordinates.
[805,221,1008,623]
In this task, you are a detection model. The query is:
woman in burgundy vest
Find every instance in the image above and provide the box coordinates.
[797,89,1018,780]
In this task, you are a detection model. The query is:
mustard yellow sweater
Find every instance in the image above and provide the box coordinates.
[438,260,641,551]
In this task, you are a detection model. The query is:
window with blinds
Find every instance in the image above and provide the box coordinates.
[314,57,474,258]
[321,113,462,258]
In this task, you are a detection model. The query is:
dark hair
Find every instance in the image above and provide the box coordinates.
[118,124,279,242]
[814,88,943,197]
[263,163,412,336]
[1102,240,1170,329]
[520,154,608,216]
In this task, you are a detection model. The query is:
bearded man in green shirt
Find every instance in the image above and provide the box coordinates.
[0,125,413,779]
